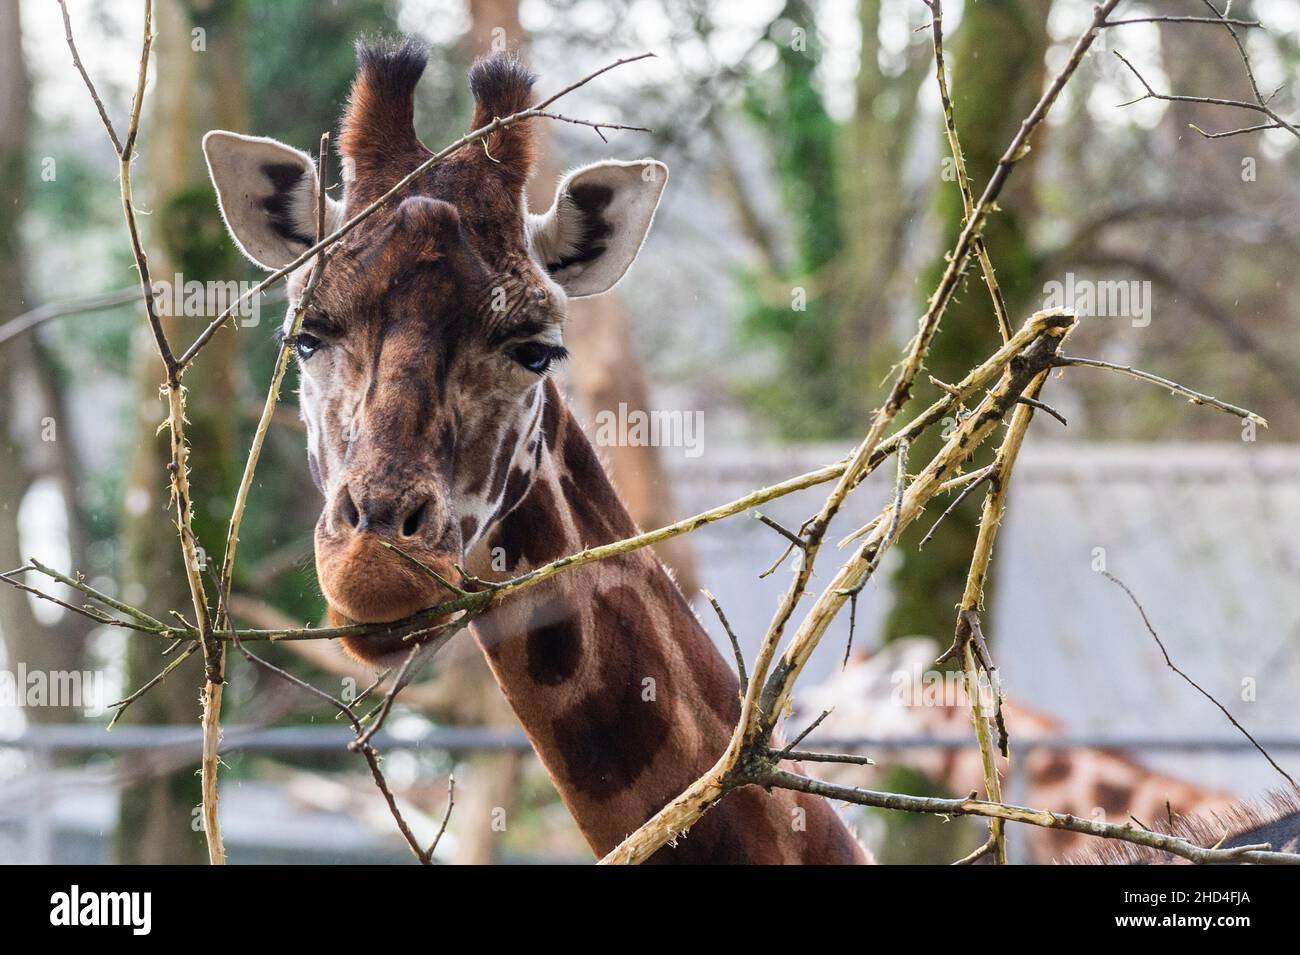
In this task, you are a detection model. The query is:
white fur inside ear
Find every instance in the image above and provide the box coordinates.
[527,159,668,298]
[203,130,343,271]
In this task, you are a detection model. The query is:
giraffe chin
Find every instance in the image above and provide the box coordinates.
[328,605,454,667]
[316,532,461,666]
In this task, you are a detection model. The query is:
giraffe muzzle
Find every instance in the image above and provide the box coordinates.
[315,480,463,663]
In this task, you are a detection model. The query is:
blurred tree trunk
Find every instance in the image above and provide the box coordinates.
[115,0,248,864]
[466,0,699,596]
[0,0,89,723]
[740,4,848,436]
[0,0,40,690]
[835,0,928,422]
[882,0,1049,647]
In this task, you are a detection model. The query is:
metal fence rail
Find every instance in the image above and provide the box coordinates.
[11,725,1300,753]
[4,725,1299,864]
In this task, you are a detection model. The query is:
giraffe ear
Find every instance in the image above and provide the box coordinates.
[203,130,343,271]
[528,159,668,298]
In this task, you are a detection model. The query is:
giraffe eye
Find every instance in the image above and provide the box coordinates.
[510,341,567,374]
[294,333,323,360]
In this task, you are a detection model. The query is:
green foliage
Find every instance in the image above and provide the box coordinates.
[870,766,984,864]
[737,6,854,438]
[247,0,397,150]
[162,187,238,277]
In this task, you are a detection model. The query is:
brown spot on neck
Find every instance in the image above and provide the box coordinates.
[549,584,670,800]
[469,396,865,863]
[525,592,583,686]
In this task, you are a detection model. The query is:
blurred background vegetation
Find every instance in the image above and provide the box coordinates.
[2,0,1299,863]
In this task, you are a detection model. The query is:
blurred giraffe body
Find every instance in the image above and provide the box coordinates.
[802,637,1254,861]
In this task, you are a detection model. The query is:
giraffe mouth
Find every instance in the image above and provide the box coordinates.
[326,603,454,665]
[316,531,462,664]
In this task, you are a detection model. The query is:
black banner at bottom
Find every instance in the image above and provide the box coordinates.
[6,862,1289,940]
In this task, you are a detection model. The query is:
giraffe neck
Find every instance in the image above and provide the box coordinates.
[466,381,864,863]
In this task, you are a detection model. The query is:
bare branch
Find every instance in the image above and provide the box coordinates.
[1102,15,1261,28]
[56,0,123,156]
[1103,572,1297,789]
[1055,355,1267,425]
[703,589,747,695]
[757,768,1300,865]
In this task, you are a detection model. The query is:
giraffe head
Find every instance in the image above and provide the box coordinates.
[204,38,667,663]
[801,638,958,741]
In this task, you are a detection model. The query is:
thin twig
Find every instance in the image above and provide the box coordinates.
[755,768,1300,865]
[0,568,144,631]
[1102,15,1261,28]
[1014,395,1067,426]
[778,749,876,767]
[381,542,469,596]
[230,635,437,864]
[1103,572,1297,789]
[773,709,833,763]
[917,464,995,550]
[56,0,123,156]
[1113,48,1300,141]
[703,589,747,695]
[952,837,997,865]
[841,438,910,665]
[752,511,808,551]
[1056,355,1267,425]
[427,775,456,860]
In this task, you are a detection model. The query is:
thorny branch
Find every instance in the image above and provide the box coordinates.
[756,769,1300,865]
[940,369,1053,864]
[58,0,228,863]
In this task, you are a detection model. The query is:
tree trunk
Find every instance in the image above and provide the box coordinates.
[835,0,929,418]
[882,0,1050,647]
[0,0,91,725]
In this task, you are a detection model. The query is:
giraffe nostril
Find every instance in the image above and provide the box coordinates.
[401,499,428,538]
[339,486,360,530]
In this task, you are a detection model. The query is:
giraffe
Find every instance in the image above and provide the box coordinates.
[1066,789,1300,863]
[202,38,865,864]
[803,637,1248,862]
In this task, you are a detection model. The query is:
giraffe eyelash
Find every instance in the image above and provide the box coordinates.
[509,341,568,374]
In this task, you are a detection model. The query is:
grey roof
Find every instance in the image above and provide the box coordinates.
[666,441,1300,797]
